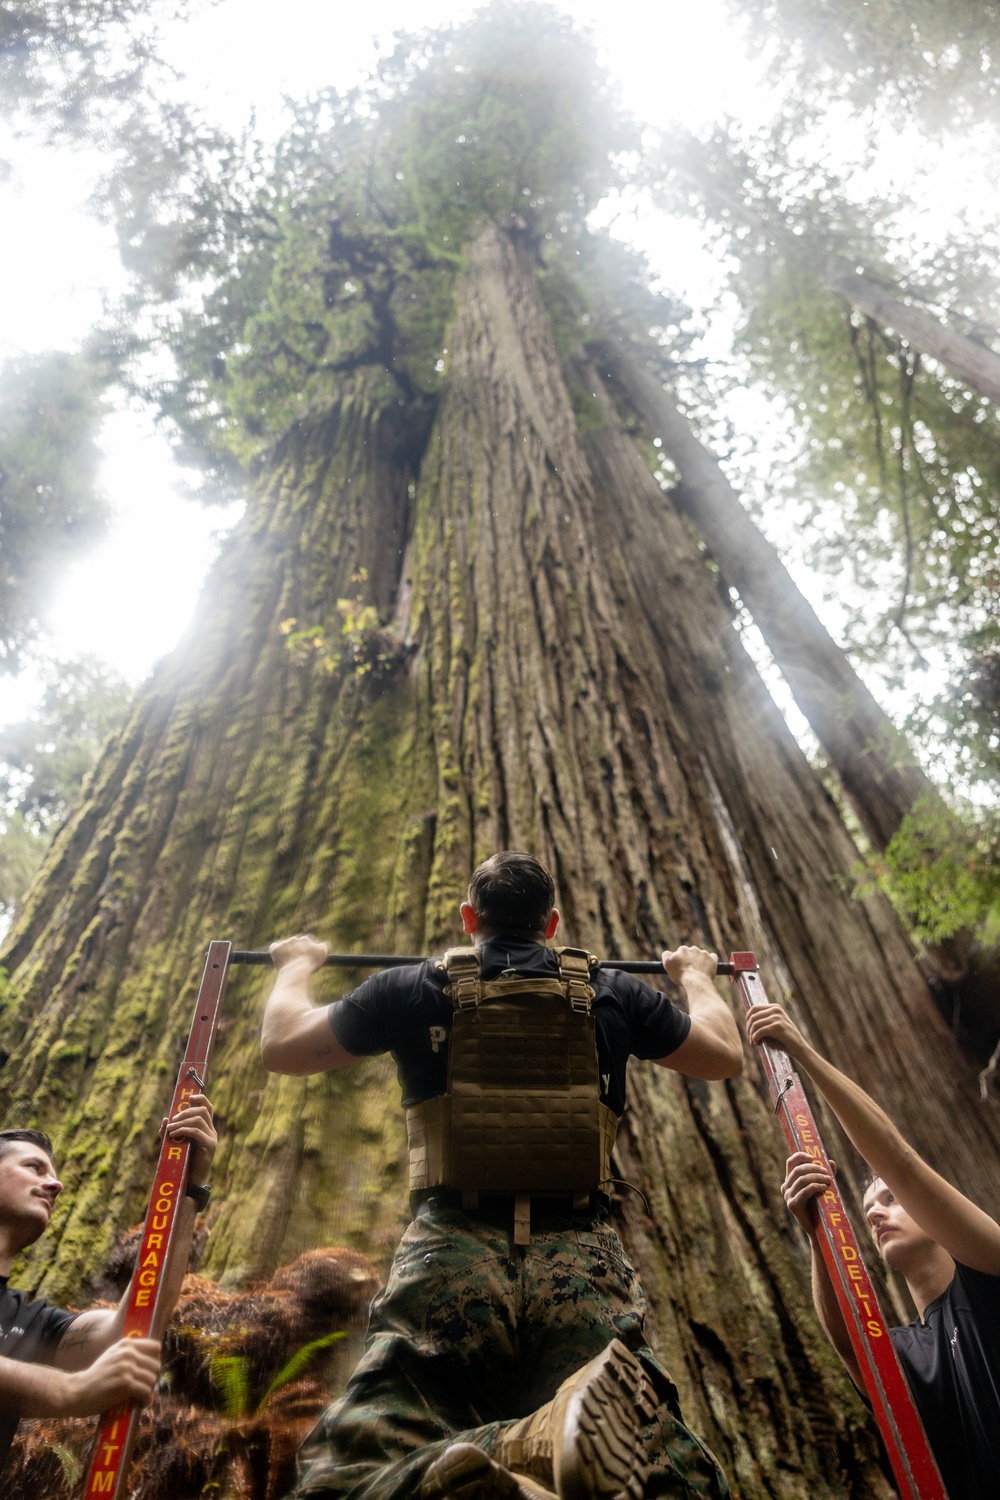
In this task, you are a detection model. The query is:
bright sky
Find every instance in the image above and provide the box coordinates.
[0,0,981,741]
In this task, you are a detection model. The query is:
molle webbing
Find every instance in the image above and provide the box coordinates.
[405,947,618,1226]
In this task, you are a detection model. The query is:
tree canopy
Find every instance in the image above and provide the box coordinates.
[729,0,1000,132]
[4,0,1000,982]
[0,656,131,921]
[0,349,112,670]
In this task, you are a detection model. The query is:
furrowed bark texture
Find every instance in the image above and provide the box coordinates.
[1,226,996,1497]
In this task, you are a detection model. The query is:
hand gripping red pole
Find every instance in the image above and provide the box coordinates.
[80,940,231,1499]
[729,952,948,1499]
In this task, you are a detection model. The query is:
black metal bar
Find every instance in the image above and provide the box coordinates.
[228,949,734,976]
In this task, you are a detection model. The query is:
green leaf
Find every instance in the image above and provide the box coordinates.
[256,1331,345,1413]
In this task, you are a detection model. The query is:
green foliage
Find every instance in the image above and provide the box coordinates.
[209,1332,344,1420]
[0,1,193,142]
[257,1331,345,1409]
[209,1350,252,1422]
[0,656,131,920]
[731,0,1000,132]
[0,351,113,669]
[118,3,634,470]
[652,126,1000,783]
[855,795,1000,946]
[281,570,408,682]
[739,261,1000,662]
[0,814,47,923]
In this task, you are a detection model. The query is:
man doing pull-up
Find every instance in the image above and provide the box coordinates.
[261,850,740,1500]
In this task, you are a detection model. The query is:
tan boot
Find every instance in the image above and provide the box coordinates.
[422,1441,558,1500]
[495,1340,657,1500]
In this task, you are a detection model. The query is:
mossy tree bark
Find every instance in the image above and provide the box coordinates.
[2,225,997,1498]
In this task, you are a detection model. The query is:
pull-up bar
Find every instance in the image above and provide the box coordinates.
[229,949,736,977]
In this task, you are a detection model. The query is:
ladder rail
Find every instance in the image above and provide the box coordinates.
[79,940,232,1500]
[731,956,948,1500]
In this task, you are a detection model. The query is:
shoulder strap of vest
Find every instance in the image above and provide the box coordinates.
[440,946,482,1011]
[552,946,597,1014]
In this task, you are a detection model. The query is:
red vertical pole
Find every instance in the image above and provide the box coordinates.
[80,940,232,1499]
[730,952,948,1500]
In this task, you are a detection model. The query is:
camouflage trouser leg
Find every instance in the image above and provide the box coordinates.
[287,1206,730,1500]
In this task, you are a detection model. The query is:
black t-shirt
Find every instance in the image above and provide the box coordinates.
[890,1261,1000,1500]
[0,1277,76,1468]
[328,935,692,1116]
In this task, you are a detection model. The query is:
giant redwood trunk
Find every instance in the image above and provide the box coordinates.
[2,225,998,1497]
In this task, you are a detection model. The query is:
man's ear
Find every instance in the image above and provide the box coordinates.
[460,902,478,937]
[545,907,560,941]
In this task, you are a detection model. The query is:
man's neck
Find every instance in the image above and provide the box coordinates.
[904,1244,957,1320]
[474,932,546,947]
[0,1222,36,1278]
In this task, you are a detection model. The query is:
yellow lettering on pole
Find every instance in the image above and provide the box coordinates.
[157,1182,175,1196]
[152,1214,168,1230]
[154,1199,171,1213]
[167,1146,182,1160]
[147,1234,163,1249]
[109,1420,120,1439]
[91,1473,115,1492]
[139,1270,157,1288]
[829,1212,842,1225]
[102,1445,120,1465]
[141,1251,159,1268]
[135,1290,151,1307]
[848,1265,863,1282]
[840,1245,857,1261]
[867,1319,884,1337]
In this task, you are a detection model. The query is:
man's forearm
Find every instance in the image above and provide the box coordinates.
[1,1353,78,1416]
[684,973,743,1056]
[786,1040,927,1198]
[261,958,355,1074]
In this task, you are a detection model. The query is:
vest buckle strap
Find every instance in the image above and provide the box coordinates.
[442,947,483,1011]
[555,947,596,1014]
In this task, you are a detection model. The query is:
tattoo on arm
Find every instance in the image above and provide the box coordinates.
[60,1322,98,1351]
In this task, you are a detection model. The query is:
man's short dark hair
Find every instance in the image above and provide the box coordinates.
[468,852,555,938]
[0,1128,55,1165]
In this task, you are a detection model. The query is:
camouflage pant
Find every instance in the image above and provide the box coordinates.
[287,1203,730,1500]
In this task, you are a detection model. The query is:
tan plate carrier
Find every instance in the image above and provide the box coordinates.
[405,945,618,1245]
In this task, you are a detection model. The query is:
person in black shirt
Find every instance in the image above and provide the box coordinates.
[0,1094,217,1473]
[262,850,741,1500]
[745,1001,1000,1500]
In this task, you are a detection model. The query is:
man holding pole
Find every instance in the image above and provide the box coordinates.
[262,850,740,1500]
[745,1001,1000,1500]
[0,1093,217,1473]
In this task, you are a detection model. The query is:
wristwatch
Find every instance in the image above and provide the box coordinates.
[185,1181,212,1212]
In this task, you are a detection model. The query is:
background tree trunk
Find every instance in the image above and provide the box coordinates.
[2,225,997,1497]
[823,266,1000,406]
[591,338,932,852]
[672,153,1000,406]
